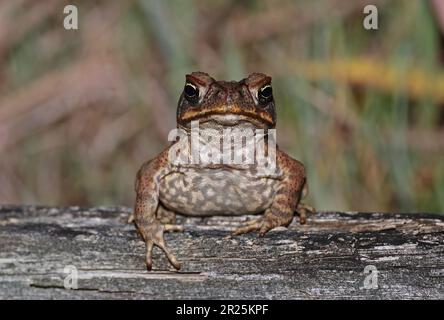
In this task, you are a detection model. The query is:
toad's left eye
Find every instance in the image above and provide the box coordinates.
[184,82,199,102]
[258,84,273,103]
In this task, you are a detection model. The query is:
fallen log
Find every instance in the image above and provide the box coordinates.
[0,206,442,299]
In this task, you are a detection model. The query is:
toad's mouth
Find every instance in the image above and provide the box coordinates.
[178,107,275,128]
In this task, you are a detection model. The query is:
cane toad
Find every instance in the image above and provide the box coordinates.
[134,72,314,270]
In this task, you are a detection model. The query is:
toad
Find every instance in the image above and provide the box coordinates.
[133,72,314,270]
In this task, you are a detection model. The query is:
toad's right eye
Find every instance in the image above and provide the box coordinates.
[184,83,199,102]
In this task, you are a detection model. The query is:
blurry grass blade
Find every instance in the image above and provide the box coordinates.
[290,57,444,103]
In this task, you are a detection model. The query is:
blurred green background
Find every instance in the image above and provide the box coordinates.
[1,0,443,213]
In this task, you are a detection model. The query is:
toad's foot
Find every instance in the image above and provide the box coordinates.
[232,209,292,237]
[232,217,263,236]
[138,221,183,270]
[232,203,316,236]
[296,203,316,225]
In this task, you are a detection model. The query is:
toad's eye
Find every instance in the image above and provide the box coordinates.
[258,84,273,103]
[184,82,199,102]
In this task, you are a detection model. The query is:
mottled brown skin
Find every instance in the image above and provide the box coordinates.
[134,72,314,270]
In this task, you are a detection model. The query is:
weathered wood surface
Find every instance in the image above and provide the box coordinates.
[0,205,443,299]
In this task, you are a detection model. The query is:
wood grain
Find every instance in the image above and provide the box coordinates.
[0,206,442,299]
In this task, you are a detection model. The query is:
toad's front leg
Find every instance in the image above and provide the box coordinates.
[233,150,308,236]
[134,151,182,271]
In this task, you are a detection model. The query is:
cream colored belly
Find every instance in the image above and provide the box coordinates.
[158,167,281,216]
